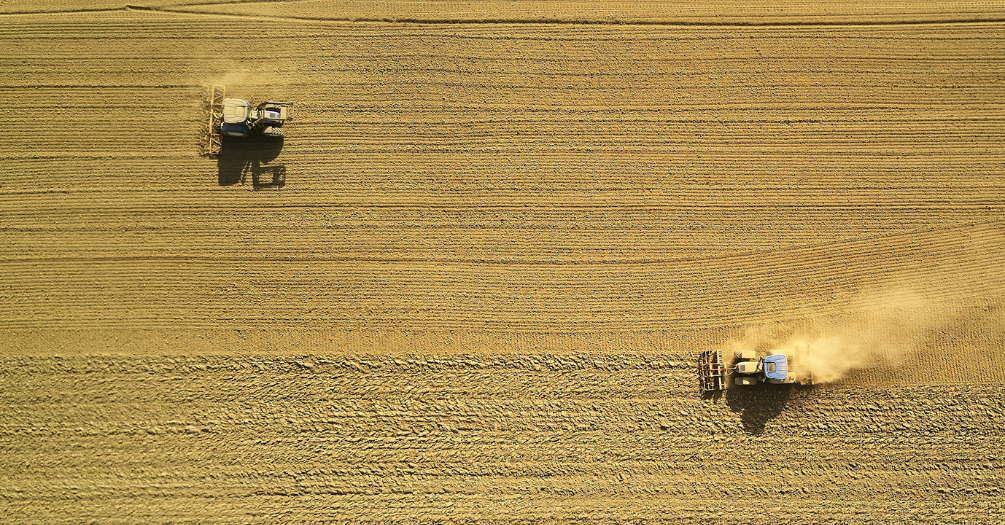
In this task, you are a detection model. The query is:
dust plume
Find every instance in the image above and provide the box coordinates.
[726,289,960,383]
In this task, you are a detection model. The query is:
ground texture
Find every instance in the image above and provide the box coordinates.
[1,1,1004,522]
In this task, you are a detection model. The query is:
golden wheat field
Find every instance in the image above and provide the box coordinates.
[2,0,1005,522]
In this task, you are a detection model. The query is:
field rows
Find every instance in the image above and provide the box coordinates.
[2,224,1003,333]
[5,152,1005,191]
[3,7,1005,523]
[59,0,1005,24]
[9,121,1005,156]
[5,208,1002,266]
[1,354,1003,523]
[1,13,1003,357]
[4,0,1005,23]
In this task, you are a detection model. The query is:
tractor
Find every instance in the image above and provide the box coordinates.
[730,350,799,386]
[206,85,292,155]
[698,349,811,393]
[221,98,291,139]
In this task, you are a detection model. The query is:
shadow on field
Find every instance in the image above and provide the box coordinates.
[725,384,810,435]
[218,136,286,190]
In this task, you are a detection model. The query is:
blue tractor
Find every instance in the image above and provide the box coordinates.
[698,349,809,392]
[732,351,801,386]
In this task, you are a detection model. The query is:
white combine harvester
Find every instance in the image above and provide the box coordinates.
[698,349,811,393]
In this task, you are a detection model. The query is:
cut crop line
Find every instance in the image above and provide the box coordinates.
[1,220,998,266]
[147,4,1005,28]
[0,6,125,15]
[4,199,1003,210]
[3,5,1004,28]
[0,84,200,89]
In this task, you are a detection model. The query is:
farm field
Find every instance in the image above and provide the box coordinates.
[1,1,1005,522]
[2,353,1004,523]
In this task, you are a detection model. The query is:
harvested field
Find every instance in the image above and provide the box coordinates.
[3,354,1005,523]
[1,1,1005,522]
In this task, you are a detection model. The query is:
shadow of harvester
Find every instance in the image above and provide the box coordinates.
[724,383,813,435]
[217,136,286,190]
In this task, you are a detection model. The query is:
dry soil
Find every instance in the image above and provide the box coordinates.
[1,1,1004,522]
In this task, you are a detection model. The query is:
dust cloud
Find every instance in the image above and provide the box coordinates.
[198,69,295,111]
[726,289,960,383]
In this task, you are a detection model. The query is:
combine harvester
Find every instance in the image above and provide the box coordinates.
[698,349,812,393]
[206,85,292,155]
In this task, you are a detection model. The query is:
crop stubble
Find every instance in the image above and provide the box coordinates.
[3,13,1004,344]
[2,354,1004,523]
[1,4,1004,523]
